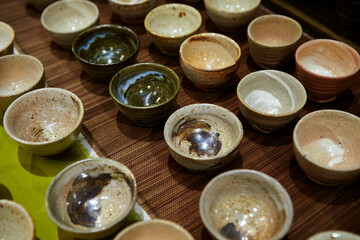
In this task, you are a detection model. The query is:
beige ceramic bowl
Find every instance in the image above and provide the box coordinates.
[114,219,194,240]
[237,70,307,133]
[46,158,137,239]
[295,39,360,103]
[293,109,360,186]
[144,3,202,56]
[0,199,35,240]
[3,87,84,156]
[0,54,45,113]
[108,0,158,23]
[308,231,360,240]
[41,0,99,49]
[27,0,58,10]
[164,103,243,172]
[179,32,241,91]
[200,169,294,240]
[204,0,261,31]
[248,14,302,69]
[0,21,15,56]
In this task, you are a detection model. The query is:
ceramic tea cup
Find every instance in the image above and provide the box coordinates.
[295,39,360,102]
[0,199,35,240]
[72,24,140,82]
[179,32,241,91]
[41,0,99,49]
[248,14,302,69]
[45,158,137,239]
[200,169,293,240]
[164,103,243,172]
[204,0,261,32]
[3,87,84,156]
[144,3,202,56]
[293,109,360,186]
[237,70,307,133]
[0,21,15,56]
[308,231,360,240]
[0,54,45,113]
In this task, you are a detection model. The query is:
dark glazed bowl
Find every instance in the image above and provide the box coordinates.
[109,63,180,126]
[72,24,140,82]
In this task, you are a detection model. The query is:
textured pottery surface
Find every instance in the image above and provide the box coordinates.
[0,21,15,56]
[144,3,202,56]
[237,70,307,133]
[200,169,293,240]
[3,88,84,156]
[308,231,360,240]
[164,103,243,171]
[27,0,58,10]
[45,158,137,239]
[72,24,140,81]
[179,32,241,91]
[41,0,99,49]
[108,0,158,23]
[114,219,194,240]
[293,110,360,186]
[0,199,35,240]
[109,63,180,126]
[0,54,45,112]
[247,14,302,69]
[295,39,360,102]
[204,0,261,31]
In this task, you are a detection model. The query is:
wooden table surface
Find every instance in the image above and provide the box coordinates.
[1,0,360,239]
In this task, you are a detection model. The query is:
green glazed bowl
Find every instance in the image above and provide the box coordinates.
[109,63,180,126]
[72,24,140,82]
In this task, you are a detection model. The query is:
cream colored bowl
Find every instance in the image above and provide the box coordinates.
[0,21,15,56]
[108,0,158,23]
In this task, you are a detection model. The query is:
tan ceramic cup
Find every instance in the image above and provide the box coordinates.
[108,0,158,23]
[0,22,15,57]
[248,14,302,69]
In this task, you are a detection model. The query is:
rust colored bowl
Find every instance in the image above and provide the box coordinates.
[295,39,360,103]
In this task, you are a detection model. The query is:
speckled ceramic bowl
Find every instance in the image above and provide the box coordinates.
[248,14,302,69]
[204,0,261,32]
[179,32,241,91]
[295,39,360,102]
[293,110,360,186]
[200,169,293,240]
[3,87,84,156]
[237,70,307,133]
[164,103,243,172]
[0,200,35,240]
[114,219,194,240]
[0,54,45,113]
[109,63,180,126]
[108,0,158,23]
[41,0,99,49]
[0,21,15,56]
[45,158,137,239]
[72,24,140,82]
[308,231,360,240]
[144,3,202,56]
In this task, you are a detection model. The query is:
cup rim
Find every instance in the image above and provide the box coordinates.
[0,21,15,52]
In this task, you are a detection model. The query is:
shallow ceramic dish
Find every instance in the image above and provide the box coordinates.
[109,63,180,126]
[204,0,261,32]
[248,14,302,69]
[27,0,58,10]
[237,70,307,133]
[164,103,243,172]
[0,199,35,240]
[108,0,158,23]
[0,21,15,56]
[41,0,99,50]
[200,169,293,240]
[72,24,140,82]
[179,32,241,91]
[293,109,360,186]
[113,219,194,240]
[45,158,137,239]
[295,39,360,102]
[144,3,202,56]
[0,54,45,113]
[308,231,360,240]
[3,87,84,156]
